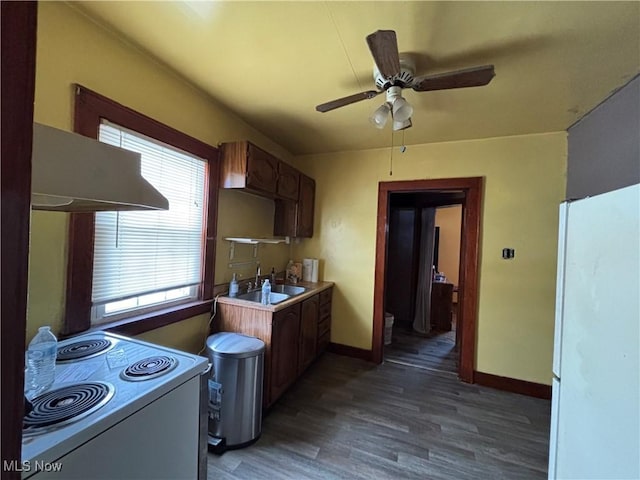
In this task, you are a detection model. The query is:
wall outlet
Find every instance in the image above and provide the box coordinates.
[502,248,515,259]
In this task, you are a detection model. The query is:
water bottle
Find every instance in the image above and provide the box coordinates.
[25,326,57,399]
[261,279,271,305]
[229,273,239,297]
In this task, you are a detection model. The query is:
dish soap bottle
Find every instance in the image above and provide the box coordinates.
[25,326,57,399]
[229,273,239,297]
[261,279,271,305]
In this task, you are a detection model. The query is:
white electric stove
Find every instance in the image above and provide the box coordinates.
[21,331,209,479]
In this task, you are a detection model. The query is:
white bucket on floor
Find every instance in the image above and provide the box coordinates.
[384,313,394,345]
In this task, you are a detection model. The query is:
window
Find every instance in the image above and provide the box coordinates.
[91,121,206,324]
[64,85,218,337]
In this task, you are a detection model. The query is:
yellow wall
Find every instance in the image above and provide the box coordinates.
[30,2,567,384]
[292,133,566,385]
[28,2,291,351]
[435,205,462,296]
[215,189,292,286]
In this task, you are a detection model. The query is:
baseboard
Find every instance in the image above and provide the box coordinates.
[474,371,552,399]
[327,342,373,362]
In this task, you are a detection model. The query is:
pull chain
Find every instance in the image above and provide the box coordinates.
[389,128,394,176]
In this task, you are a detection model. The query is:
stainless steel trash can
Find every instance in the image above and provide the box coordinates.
[206,332,265,453]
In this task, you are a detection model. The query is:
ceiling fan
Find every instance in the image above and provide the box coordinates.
[316,30,495,131]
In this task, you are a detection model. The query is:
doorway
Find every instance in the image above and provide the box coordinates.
[383,203,462,374]
[372,177,482,383]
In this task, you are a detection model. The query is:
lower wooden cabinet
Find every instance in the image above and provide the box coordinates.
[430,282,453,331]
[317,287,332,353]
[215,287,332,409]
[270,303,301,403]
[298,295,318,374]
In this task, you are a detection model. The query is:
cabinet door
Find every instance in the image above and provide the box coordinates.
[246,143,278,194]
[298,295,318,374]
[273,199,296,237]
[277,161,299,201]
[385,207,420,325]
[274,173,315,238]
[317,287,332,356]
[296,174,315,238]
[270,304,301,403]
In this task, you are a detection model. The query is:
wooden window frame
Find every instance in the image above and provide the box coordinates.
[63,85,219,338]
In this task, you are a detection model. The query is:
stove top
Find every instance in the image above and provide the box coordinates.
[23,382,115,436]
[121,355,178,381]
[22,331,208,469]
[56,338,114,362]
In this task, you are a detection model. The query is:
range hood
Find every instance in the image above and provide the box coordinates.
[31,123,169,212]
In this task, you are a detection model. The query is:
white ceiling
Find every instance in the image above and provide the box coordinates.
[73,1,640,156]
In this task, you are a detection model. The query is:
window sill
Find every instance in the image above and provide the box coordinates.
[92,299,213,337]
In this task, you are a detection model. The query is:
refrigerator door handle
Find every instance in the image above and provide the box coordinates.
[552,202,569,377]
[548,377,561,480]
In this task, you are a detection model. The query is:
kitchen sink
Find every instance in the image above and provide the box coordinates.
[234,291,290,305]
[271,285,308,296]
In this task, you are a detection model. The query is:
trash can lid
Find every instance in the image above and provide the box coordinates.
[206,332,265,358]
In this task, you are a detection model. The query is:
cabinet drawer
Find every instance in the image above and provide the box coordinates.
[319,301,331,320]
[318,316,331,337]
[317,331,330,352]
[319,288,332,305]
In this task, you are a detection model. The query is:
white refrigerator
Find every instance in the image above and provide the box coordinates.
[549,183,639,479]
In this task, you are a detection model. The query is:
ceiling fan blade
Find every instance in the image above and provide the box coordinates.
[315,90,380,113]
[366,30,401,79]
[412,65,495,92]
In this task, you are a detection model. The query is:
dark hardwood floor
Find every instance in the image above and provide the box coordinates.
[384,321,458,374]
[208,352,551,479]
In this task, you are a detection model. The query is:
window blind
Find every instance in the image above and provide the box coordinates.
[92,121,206,306]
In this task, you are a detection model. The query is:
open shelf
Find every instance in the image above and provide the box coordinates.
[224,237,289,245]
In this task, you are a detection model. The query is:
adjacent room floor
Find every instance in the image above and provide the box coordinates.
[208,352,551,480]
[384,318,458,374]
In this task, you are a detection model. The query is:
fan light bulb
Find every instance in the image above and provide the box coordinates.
[393,117,412,131]
[369,103,391,129]
[392,97,413,123]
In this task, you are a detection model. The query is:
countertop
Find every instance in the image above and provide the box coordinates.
[216,281,334,312]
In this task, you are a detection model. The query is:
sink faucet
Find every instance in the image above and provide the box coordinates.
[255,265,261,288]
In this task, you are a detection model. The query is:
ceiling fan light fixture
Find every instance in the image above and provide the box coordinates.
[392,96,413,123]
[369,103,391,129]
[393,117,412,131]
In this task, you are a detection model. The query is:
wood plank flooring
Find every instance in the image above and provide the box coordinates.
[384,322,458,374]
[208,352,551,479]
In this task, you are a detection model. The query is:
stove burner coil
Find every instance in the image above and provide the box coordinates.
[57,338,113,362]
[23,382,114,436]
[121,356,178,381]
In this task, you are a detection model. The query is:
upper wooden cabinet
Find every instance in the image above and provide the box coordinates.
[297,174,315,238]
[221,140,315,238]
[274,173,315,238]
[219,141,278,195]
[276,161,299,201]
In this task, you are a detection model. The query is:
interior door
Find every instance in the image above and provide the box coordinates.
[385,207,419,326]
